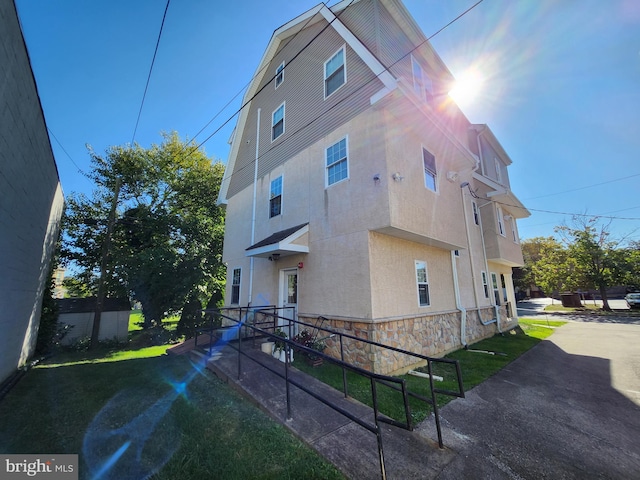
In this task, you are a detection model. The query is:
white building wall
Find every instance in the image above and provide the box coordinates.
[0,0,63,383]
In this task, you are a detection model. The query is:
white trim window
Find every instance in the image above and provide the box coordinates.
[481,271,489,298]
[422,147,437,191]
[472,200,480,226]
[496,205,505,236]
[491,272,500,306]
[272,103,285,141]
[415,260,430,307]
[275,61,285,88]
[509,216,518,243]
[270,175,282,218]
[494,158,503,184]
[325,46,346,98]
[411,55,433,103]
[231,268,241,305]
[326,136,348,186]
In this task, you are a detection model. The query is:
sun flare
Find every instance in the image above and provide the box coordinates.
[448,68,485,106]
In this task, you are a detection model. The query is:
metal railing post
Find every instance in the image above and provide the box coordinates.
[340,333,348,398]
[370,378,387,480]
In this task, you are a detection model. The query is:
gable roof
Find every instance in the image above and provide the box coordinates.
[246,223,309,258]
[217,1,397,205]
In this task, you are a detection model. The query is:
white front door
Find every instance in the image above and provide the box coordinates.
[279,268,298,334]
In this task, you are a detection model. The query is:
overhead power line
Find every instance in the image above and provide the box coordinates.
[192,0,484,186]
[131,0,171,146]
[523,172,640,200]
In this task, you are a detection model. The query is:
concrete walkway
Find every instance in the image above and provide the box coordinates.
[417,321,640,479]
[196,319,640,479]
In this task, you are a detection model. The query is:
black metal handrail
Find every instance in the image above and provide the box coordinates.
[196,306,465,480]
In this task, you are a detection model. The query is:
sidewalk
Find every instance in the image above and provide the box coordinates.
[194,342,457,480]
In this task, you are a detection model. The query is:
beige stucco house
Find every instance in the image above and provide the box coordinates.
[218,0,529,374]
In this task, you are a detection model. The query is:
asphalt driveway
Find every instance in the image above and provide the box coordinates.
[417,320,640,479]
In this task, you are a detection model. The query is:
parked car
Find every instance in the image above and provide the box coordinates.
[625,293,640,308]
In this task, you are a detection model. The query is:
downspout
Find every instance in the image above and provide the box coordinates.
[474,127,500,331]
[451,250,467,348]
[248,108,261,305]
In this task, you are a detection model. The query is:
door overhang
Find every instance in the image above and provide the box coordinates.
[245,223,309,259]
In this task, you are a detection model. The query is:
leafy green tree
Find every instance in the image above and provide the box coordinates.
[556,218,620,311]
[523,237,579,299]
[62,276,94,298]
[62,132,226,331]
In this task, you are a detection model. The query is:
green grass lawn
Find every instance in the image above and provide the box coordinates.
[0,350,344,480]
[294,318,565,426]
[543,304,599,312]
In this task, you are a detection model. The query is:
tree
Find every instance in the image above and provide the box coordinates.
[520,237,579,300]
[556,218,620,311]
[62,132,226,333]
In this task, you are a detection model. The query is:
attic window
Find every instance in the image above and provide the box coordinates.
[325,46,345,98]
[275,61,284,88]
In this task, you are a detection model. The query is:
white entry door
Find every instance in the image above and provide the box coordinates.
[279,268,298,334]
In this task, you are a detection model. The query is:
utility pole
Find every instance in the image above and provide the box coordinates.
[91,177,121,349]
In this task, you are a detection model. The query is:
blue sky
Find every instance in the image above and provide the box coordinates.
[15,0,640,243]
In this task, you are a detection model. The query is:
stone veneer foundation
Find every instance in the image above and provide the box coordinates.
[299,306,517,375]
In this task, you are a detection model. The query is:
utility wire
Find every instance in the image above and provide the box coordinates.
[523,172,640,200]
[131,0,171,146]
[188,2,329,145]
[47,127,88,177]
[193,0,484,186]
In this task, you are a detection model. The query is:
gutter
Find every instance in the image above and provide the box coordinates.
[451,250,467,347]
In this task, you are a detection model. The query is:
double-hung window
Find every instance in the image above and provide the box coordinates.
[423,147,437,191]
[481,271,489,298]
[415,261,430,307]
[231,268,241,304]
[275,61,284,88]
[325,46,345,98]
[496,205,505,236]
[411,55,433,103]
[270,176,282,218]
[272,103,285,141]
[326,137,348,186]
[472,200,480,226]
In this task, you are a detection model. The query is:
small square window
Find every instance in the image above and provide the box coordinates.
[272,103,285,141]
[325,47,345,98]
[326,137,348,186]
[270,176,282,218]
[275,62,284,88]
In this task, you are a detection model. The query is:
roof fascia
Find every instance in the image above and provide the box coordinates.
[318,5,396,90]
[217,5,325,205]
[471,124,513,165]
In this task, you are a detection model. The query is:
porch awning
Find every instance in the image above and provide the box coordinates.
[245,223,309,259]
